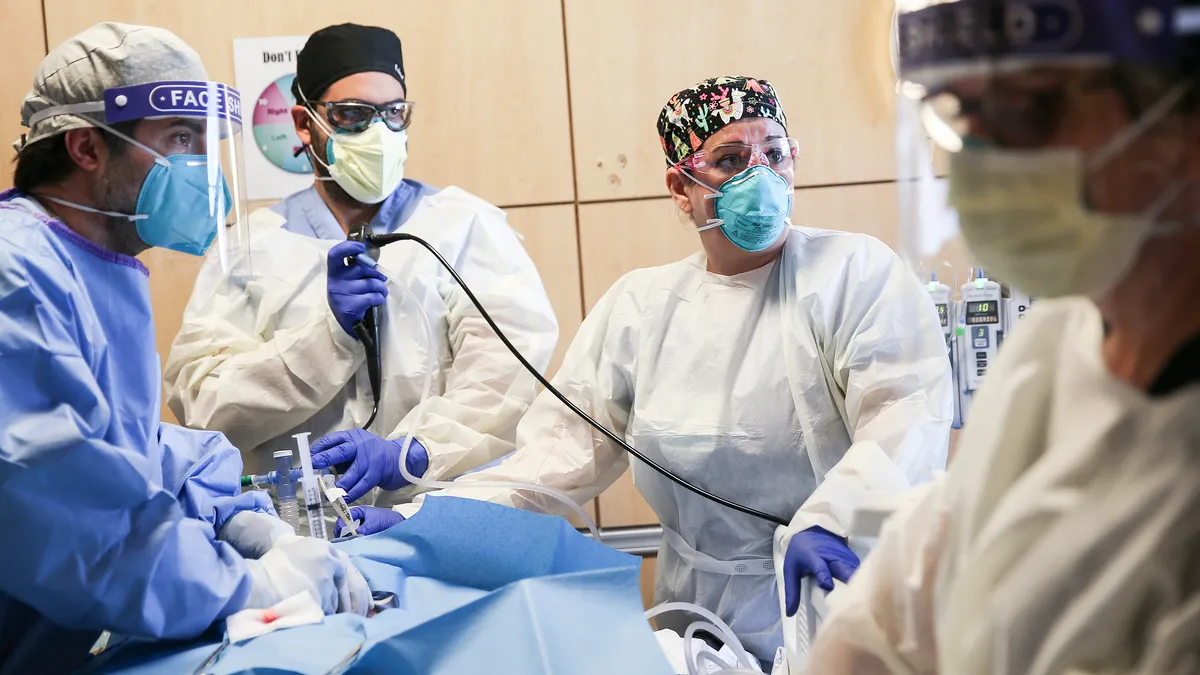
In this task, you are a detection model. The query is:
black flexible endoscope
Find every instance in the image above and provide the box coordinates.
[348,223,382,430]
[358,231,789,528]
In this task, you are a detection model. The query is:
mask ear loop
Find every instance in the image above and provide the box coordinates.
[295,82,337,182]
[673,162,725,231]
[1088,78,1196,173]
[1085,78,1198,237]
[30,95,170,221]
[301,116,337,183]
[38,194,149,221]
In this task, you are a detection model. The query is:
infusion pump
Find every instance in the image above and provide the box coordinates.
[927,273,1034,428]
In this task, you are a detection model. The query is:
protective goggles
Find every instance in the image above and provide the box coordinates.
[307,99,414,133]
[674,138,799,181]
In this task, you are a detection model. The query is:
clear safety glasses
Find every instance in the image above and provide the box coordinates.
[308,99,415,133]
[676,137,799,182]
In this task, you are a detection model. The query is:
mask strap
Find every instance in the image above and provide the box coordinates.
[303,134,336,181]
[296,81,342,145]
[299,100,338,182]
[677,165,723,199]
[39,194,148,221]
[1088,78,1196,173]
[33,94,171,168]
[675,166,726,228]
[302,101,338,140]
[1141,178,1194,237]
[25,101,105,130]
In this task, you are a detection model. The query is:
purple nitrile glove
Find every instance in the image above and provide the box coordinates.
[310,429,429,503]
[783,526,860,616]
[327,240,388,338]
[336,505,406,537]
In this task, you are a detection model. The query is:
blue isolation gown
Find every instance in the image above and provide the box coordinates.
[0,191,273,675]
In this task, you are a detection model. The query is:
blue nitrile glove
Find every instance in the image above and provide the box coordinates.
[309,429,429,503]
[327,240,388,338]
[783,526,861,616]
[336,505,406,537]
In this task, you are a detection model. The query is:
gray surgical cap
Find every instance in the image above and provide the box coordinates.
[16,22,207,151]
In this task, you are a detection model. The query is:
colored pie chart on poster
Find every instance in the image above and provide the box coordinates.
[252,74,312,174]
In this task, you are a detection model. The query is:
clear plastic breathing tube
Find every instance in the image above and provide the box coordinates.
[375,262,601,541]
[643,602,760,674]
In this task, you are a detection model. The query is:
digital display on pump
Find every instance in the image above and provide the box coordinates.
[936,303,949,328]
[965,300,1000,325]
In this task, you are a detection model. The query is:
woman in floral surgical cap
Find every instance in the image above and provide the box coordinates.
[352,75,954,666]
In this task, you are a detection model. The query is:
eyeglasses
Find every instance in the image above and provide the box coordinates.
[677,138,800,182]
[308,99,415,133]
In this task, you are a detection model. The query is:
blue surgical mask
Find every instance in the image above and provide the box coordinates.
[685,166,792,252]
[37,127,231,256]
[134,154,232,255]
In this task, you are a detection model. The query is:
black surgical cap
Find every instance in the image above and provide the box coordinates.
[292,24,405,102]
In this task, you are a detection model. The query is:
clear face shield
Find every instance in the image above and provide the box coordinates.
[895,0,1200,302]
[28,80,253,278]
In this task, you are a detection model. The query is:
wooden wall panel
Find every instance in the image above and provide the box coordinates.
[142,249,206,424]
[564,0,898,202]
[41,0,575,207]
[794,182,901,249]
[577,199,698,311]
[504,204,582,377]
[503,204,592,526]
[640,555,658,611]
[599,471,659,529]
[0,2,48,191]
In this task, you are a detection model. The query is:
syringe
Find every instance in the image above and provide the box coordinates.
[241,467,332,488]
[294,432,328,540]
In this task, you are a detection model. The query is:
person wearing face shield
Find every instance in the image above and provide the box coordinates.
[806,2,1200,673]
[0,23,369,675]
[163,24,558,506]
[337,76,953,664]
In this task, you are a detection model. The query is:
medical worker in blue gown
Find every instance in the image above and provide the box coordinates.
[0,23,367,675]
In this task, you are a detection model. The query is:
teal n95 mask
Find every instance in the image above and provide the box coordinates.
[683,165,793,252]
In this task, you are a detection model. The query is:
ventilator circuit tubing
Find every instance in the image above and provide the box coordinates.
[365,232,790,528]
[644,602,760,674]
[376,260,601,541]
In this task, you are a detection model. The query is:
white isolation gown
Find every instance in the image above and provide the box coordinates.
[164,187,558,479]
[807,297,1200,674]
[427,226,954,662]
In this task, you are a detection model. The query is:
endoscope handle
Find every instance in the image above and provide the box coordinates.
[348,223,382,435]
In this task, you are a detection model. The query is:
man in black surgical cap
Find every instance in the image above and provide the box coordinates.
[165,24,558,534]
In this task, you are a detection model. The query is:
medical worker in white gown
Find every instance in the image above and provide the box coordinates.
[323,75,954,664]
[807,2,1200,673]
[165,24,558,485]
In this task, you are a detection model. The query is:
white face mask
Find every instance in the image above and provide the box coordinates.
[946,81,1193,298]
[306,109,408,205]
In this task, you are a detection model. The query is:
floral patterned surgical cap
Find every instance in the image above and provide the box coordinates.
[657,76,788,166]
